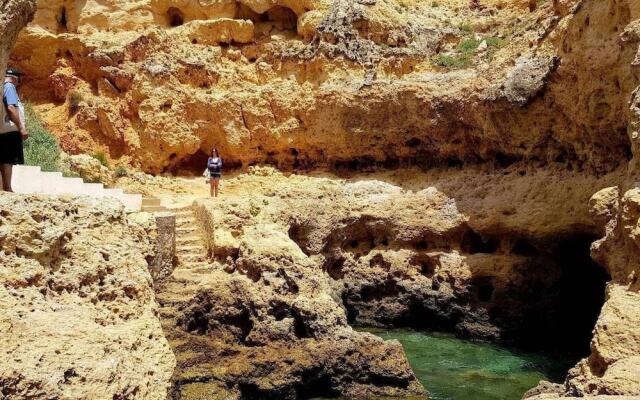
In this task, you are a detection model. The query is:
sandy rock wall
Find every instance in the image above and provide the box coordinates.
[8,0,639,174]
[0,194,175,399]
[525,186,640,398]
[0,0,36,81]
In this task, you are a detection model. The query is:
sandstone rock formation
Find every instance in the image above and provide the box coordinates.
[9,0,638,174]
[0,194,175,398]
[145,164,619,398]
[60,153,115,185]
[5,0,640,398]
[0,0,36,81]
[158,175,426,398]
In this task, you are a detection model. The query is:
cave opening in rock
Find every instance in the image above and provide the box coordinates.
[170,149,242,175]
[338,231,610,369]
[166,7,184,28]
[166,149,209,175]
[238,4,298,36]
[507,234,611,357]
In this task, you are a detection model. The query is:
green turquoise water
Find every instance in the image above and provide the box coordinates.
[363,328,574,400]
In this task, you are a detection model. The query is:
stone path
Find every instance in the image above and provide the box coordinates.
[173,207,209,270]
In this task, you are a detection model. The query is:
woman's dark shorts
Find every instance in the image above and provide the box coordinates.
[0,131,24,165]
[211,173,221,179]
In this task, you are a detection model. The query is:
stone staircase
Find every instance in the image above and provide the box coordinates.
[11,165,142,211]
[173,207,210,270]
[141,197,169,213]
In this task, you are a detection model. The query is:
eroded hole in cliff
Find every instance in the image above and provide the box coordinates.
[166,7,184,28]
[239,4,298,36]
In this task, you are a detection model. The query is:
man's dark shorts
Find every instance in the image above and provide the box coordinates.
[0,131,24,165]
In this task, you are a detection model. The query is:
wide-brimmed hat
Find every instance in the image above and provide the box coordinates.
[5,68,24,78]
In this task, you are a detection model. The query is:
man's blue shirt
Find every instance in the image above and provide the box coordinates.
[3,82,20,106]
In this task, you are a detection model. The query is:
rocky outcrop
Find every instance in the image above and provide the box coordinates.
[9,0,639,174]
[0,0,36,81]
[525,185,640,398]
[157,172,426,398]
[0,193,175,399]
[60,153,114,185]
[146,164,623,398]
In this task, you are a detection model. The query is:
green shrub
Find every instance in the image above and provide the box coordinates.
[68,90,83,114]
[431,53,471,69]
[485,37,506,48]
[23,103,61,172]
[458,23,473,34]
[91,151,110,168]
[457,38,482,52]
[114,165,128,177]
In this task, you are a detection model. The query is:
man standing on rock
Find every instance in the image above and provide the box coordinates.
[0,68,28,192]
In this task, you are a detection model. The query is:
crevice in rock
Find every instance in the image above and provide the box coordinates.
[57,6,68,34]
[296,371,338,399]
[461,230,500,254]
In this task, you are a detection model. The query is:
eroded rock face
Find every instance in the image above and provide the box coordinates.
[9,0,640,174]
[0,0,36,81]
[60,153,115,185]
[158,173,426,397]
[152,165,623,398]
[0,194,175,399]
[526,187,640,398]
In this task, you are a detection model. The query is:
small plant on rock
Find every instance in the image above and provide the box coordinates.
[68,90,84,114]
[485,37,506,48]
[458,38,482,52]
[23,103,62,172]
[432,53,472,69]
[91,151,110,168]
[114,165,128,177]
[458,22,474,34]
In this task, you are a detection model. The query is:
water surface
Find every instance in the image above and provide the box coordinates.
[363,328,573,400]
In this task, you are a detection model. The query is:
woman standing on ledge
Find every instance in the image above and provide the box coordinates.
[207,148,223,198]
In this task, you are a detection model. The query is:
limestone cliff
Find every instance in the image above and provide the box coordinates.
[0,194,176,398]
[10,0,639,174]
[0,0,36,81]
[4,0,640,399]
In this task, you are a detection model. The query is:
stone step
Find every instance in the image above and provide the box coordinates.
[178,253,209,264]
[176,247,207,256]
[176,226,198,235]
[82,183,105,196]
[176,220,196,229]
[142,206,169,213]
[176,237,204,247]
[176,248,207,257]
[11,166,143,211]
[142,197,161,207]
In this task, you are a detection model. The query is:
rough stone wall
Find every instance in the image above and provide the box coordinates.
[10,0,640,174]
[159,173,428,397]
[129,211,176,282]
[0,194,175,399]
[0,0,36,81]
